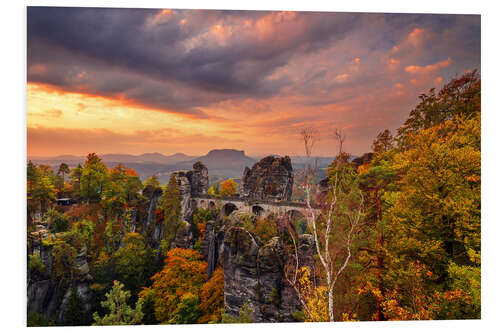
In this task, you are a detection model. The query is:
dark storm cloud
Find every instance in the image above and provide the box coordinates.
[27,7,360,114]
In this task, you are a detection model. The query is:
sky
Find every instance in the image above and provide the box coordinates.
[26,7,480,157]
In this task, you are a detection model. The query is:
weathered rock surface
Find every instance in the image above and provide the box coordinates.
[172,170,194,221]
[240,156,294,202]
[187,161,209,195]
[172,221,193,249]
[223,224,315,322]
[223,226,262,320]
[200,220,218,278]
[27,229,93,322]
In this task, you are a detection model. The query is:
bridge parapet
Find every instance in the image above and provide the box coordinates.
[192,194,307,208]
[191,194,319,219]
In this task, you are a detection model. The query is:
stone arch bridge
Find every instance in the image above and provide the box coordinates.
[192,194,319,220]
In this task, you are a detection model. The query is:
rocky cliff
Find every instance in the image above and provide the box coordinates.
[240,156,294,202]
[222,225,315,322]
[27,227,92,323]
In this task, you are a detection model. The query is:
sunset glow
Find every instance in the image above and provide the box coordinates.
[27,8,480,157]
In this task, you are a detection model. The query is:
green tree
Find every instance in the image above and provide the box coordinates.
[70,164,83,199]
[31,174,56,213]
[92,280,143,325]
[46,208,70,233]
[144,174,161,188]
[52,241,77,283]
[221,303,253,323]
[168,293,201,324]
[57,163,70,182]
[112,233,158,297]
[63,287,86,326]
[80,153,109,203]
[159,174,182,249]
[371,129,394,155]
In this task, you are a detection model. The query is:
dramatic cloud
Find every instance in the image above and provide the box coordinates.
[27,7,480,156]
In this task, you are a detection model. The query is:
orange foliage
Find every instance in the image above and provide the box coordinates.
[357,163,370,174]
[219,179,238,196]
[140,248,207,323]
[198,222,206,240]
[125,168,139,177]
[199,267,224,323]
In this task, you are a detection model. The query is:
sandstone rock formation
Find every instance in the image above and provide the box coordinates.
[171,170,194,221]
[187,161,209,195]
[172,221,193,249]
[27,228,93,322]
[223,225,315,322]
[240,156,294,202]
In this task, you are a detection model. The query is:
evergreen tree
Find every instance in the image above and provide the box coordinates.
[63,287,86,326]
[159,174,182,249]
[92,281,143,325]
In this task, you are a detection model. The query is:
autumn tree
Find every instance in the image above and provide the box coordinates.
[219,179,238,196]
[397,70,480,148]
[92,280,143,325]
[382,115,480,319]
[139,248,207,323]
[199,267,224,323]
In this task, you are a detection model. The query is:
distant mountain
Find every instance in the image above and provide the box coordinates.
[175,149,257,179]
[100,152,196,164]
[28,150,360,184]
[29,152,196,165]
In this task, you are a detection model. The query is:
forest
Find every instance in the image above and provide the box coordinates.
[26,71,480,325]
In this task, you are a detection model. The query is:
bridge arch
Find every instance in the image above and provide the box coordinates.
[222,202,238,216]
[252,205,264,218]
[198,200,206,209]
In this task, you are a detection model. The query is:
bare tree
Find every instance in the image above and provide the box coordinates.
[286,127,364,322]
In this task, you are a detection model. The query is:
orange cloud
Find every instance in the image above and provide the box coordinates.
[388,58,399,65]
[28,108,63,118]
[335,73,349,80]
[405,58,452,75]
[409,28,425,39]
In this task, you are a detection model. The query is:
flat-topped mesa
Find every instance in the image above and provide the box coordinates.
[240,155,294,202]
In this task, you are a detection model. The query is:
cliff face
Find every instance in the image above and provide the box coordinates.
[188,161,209,195]
[27,227,92,323]
[240,156,294,202]
[222,225,315,322]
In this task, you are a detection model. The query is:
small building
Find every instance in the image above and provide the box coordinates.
[57,198,72,206]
